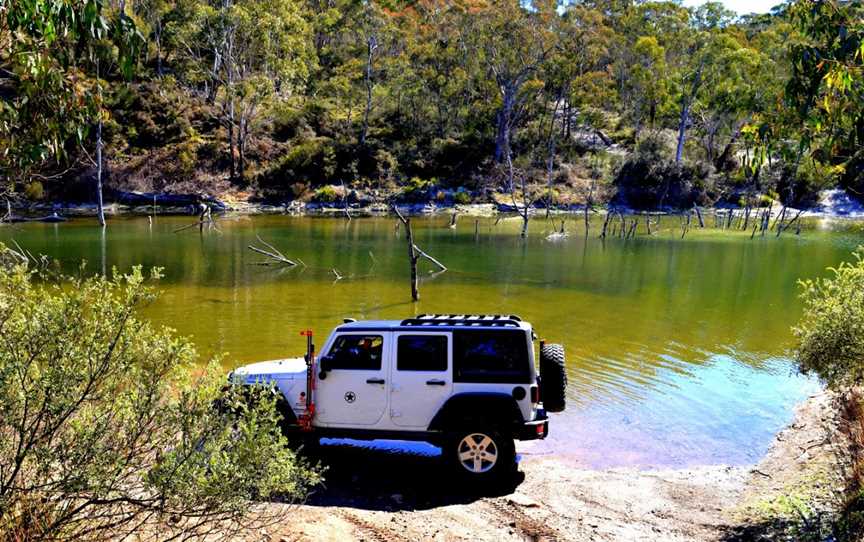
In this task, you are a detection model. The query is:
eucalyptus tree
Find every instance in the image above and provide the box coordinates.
[612,1,688,140]
[474,0,559,164]
[0,0,142,224]
[171,0,313,180]
[628,36,668,136]
[786,0,863,195]
[672,3,737,163]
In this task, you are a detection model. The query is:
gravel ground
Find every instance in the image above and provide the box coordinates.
[249,391,851,542]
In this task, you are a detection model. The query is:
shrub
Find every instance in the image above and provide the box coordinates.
[258,137,336,190]
[454,188,471,204]
[375,149,399,182]
[794,247,864,388]
[23,181,44,200]
[400,177,433,202]
[0,249,319,541]
[613,157,707,209]
[313,184,339,203]
[775,160,836,209]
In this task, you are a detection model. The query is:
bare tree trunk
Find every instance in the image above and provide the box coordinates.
[394,207,419,301]
[505,152,529,238]
[676,100,690,164]
[96,89,106,228]
[155,25,163,76]
[545,92,563,218]
[600,209,612,239]
[692,203,704,228]
[238,126,245,181]
[360,35,377,146]
[494,87,515,163]
[676,63,703,164]
[228,97,236,180]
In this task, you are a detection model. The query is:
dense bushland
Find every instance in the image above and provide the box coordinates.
[0,0,861,211]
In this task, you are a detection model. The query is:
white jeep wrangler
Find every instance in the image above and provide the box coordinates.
[230,314,567,481]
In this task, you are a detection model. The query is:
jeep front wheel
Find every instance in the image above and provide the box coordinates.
[446,430,515,482]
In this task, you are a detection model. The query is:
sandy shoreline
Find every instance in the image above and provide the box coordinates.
[245,389,851,542]
[9,198,864,221]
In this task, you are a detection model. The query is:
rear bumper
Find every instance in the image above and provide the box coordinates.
[517,410,549,441]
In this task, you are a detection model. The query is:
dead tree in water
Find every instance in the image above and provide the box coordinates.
[198,202,211,232]
[248,235,297,266]
[692,203,705,227]
[599,210,613,239]
[393,205,447,301]
[681,211,692,239]
[582,179,595,236]
[173,202,217,233]
[340,180,352,221]
[502,153,536,238]
[776,210,804,237]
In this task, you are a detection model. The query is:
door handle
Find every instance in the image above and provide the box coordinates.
[426,379,447,386]
[366,378,385,384]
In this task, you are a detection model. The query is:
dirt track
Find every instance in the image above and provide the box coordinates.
[260,391,849,542]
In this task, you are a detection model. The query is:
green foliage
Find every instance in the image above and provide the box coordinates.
[4,0,861,210]
[794,248,864,388]
[454,188,471,205]
[23,181,44,200]
[0,250,318,540]
[259,137,337,191]
[312,184,339,203]
[400,177,433,202]
[0,0,144,186]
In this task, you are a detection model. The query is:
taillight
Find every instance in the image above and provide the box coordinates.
[530,385,539,404]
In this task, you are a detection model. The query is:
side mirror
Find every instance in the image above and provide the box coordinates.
[319,355,333,372]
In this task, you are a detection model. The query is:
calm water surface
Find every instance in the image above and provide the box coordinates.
[5,214,864,468]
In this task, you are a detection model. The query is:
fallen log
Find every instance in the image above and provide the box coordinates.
[112,190,227,210]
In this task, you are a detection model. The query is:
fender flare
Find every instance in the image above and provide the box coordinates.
[427,392,524,432]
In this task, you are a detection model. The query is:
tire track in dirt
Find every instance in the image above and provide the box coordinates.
[482,496,564,541]
[335,510,413,542]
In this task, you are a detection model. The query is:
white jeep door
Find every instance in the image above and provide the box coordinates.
[315,332,389,426]
[390,332,453,428]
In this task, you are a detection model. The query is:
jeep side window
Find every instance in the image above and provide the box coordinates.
[397,335,447,371]
[327,335,383,370]
[453,330,530,383]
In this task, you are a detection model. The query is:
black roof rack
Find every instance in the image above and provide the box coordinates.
[400,314,522,328]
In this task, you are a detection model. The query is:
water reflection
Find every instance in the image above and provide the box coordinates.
[2,215,859,467]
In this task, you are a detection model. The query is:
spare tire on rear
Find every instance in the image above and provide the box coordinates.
[539,343,567,412]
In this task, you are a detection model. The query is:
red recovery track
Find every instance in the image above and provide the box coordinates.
[298,329,316,431]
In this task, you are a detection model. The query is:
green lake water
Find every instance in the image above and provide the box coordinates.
[4,214,864,468]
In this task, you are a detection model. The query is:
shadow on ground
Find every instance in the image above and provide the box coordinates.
[301,439,525,512]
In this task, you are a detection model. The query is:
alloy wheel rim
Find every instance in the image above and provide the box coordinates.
[457,433,498,473]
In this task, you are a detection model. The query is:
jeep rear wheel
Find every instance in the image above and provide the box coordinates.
[446,429,515,483]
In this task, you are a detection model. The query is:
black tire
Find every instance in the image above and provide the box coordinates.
[540,343,567,412]
[444,428,516,484]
